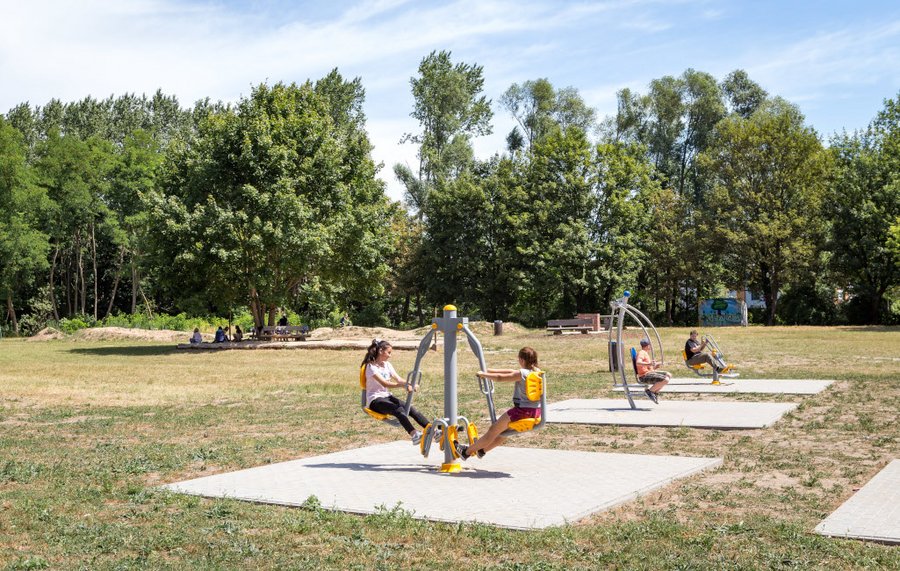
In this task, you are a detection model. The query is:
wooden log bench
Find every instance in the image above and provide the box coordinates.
[254,325,308,341]
[546,318,594,335]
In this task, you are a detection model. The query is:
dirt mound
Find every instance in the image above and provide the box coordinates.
[314,321,528,342]
[74,327,191,343]
[28,327,66,341]
[310,325,421,341]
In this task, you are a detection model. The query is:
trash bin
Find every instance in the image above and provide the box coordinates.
[493,320,503,336]
[608,341,618,372]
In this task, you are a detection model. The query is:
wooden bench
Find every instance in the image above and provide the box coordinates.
[546,318,594,335]
[255,325,308,341]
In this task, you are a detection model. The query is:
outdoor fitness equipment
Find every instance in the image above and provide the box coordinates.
[608,291,663,409]
[681,334,738,384]
[416,305,547,473]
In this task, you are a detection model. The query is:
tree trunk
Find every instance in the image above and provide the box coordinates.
[139,286,153,319]
[65,251,72,317]
[268,306,277,327]
[91,220,98,320]
[49,246,60,321]
[6,291,18,336]
[80,249,86,316]
[759,262,776,326]
[105,247,126,318]
[871,286,887,325]
[249,289,264,329]
[131,261,138,314]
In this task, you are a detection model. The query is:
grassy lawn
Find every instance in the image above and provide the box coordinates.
[1,326,898,569]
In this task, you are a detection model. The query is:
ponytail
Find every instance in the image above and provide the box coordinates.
[361,338,392,367]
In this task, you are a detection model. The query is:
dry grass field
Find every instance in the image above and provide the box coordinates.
[1,324,898,569]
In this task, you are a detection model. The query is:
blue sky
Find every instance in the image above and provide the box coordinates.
[2,0,899,200]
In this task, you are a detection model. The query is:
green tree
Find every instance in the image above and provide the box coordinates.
[107,129,164,316]
[698,98,830,325]
[513,128,595,321]
[146,78,391,329]
[827,93,900,323]
[500,79,596,151]
[34,132,118,320]
[612,69,726,200]
[0,118,50,334]
[420,156,520,321]
[401,50,493,186]
[721,69,768,119]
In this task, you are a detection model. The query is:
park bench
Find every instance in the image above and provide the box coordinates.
[255,325,308,341]
[546,318,594,335]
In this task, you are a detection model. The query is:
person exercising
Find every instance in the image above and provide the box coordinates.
[684,330,724,372]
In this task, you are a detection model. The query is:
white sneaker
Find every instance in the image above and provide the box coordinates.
[411,431,422,445]
[433,427,443,443]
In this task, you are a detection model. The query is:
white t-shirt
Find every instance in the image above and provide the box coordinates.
[365,361,397,406]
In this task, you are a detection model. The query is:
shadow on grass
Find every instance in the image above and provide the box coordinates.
[68,345,180,357]
[306,461,512,479]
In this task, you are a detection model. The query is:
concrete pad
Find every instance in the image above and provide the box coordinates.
[816,459,900,544]
[161,441,721,530]
[614,378,833,394]
[546,399,798,429]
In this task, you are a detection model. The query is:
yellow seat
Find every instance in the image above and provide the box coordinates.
[505,371,544,433]
[363,407,391,421]
[507,418,539,432]
[360,365,392,422]
[682,350,706,370]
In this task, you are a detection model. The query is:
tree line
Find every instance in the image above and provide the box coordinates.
[1,53,898,335]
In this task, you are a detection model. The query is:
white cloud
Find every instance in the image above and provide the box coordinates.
[3,0,899,196]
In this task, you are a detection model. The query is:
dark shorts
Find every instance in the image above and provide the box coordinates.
[507,406,541,422]
[639,371,669,384]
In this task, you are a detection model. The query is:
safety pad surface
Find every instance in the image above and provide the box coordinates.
[161,441,721,530]
[546,399,798,429]
[614,378,833,394]
[815,459,900,544]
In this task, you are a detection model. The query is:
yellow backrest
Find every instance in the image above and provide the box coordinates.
[524,370,544,401]
[359,364,367,389]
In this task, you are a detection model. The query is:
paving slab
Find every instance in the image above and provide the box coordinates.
[815,459,900,544]
[161,441,721,530]
[546,398,798,429]
[613,378,833,394]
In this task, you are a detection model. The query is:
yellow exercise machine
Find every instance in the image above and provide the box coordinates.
[681,333,738,385]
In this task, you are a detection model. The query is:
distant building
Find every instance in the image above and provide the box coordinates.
[729,289,767,309]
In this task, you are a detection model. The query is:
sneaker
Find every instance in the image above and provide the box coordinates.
[645,388,659,404]
[411,431,422,445]
[455,441,469,461]
[433,427,443,443]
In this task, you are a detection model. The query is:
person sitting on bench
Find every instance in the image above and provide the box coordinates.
[636,339,670,404]
[684,330,723,371]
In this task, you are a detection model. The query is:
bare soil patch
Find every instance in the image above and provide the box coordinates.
[27,327,65,341]
[74,326,191,343]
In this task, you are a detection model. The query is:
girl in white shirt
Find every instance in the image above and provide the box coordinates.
[362,339,431,444]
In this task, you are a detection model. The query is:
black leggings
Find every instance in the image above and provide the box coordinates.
[369,395,430,434]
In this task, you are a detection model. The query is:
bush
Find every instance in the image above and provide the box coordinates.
[776,283,840,325]
[58,315,95,334]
